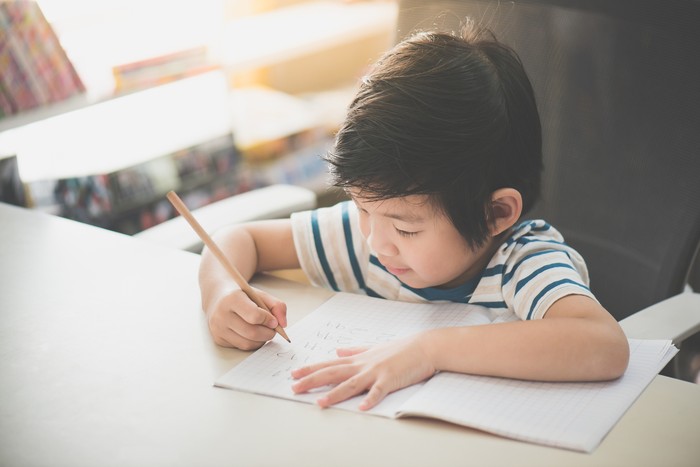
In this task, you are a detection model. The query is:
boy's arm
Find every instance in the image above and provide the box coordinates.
[202,218,301,279]
[424,295,630,381]
[292,294,630,409]
[198,219,301,349]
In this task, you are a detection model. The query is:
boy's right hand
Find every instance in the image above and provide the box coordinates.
[204,286,287,350]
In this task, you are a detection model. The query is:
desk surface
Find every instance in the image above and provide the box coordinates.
[1,203,699,467]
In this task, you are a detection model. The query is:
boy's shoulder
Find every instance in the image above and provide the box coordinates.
[493,218,589,282]
[487,219,594,320]
[504,219,565,247]
[493,219,578,269]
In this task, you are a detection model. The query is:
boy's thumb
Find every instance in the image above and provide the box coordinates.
[268,302,287,328]
[264,312,279,330]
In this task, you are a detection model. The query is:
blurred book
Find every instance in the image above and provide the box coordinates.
[25,133,242,235]
[0,0,85,117]
[112,45,218,94]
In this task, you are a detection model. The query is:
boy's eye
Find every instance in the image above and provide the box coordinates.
[395,228,418,238]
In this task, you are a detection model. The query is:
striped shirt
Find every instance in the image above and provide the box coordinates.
[291,201,596,321]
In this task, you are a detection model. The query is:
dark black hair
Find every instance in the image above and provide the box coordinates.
[324,21,542,249]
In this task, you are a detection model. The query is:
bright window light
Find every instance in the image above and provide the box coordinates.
[36,0,224,97]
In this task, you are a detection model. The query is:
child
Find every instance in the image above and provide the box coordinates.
[198,22,630,411]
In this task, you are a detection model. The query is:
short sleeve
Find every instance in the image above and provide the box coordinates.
[499,222,598,320]
[290,201,367,293]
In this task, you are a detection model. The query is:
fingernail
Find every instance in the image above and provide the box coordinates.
[269,318,279,328]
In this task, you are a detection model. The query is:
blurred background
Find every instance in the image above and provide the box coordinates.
[0,0,396,233]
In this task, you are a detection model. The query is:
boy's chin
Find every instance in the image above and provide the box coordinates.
[397,275,439,290]
[401,274,470,290]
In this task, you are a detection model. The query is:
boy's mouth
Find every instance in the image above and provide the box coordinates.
[383,263,411,276]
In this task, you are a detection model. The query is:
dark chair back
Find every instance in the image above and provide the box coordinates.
[397,0,700,320]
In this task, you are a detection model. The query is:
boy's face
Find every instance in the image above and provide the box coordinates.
[350,191,496,289]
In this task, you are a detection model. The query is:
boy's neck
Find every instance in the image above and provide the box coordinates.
[437,233,506,289]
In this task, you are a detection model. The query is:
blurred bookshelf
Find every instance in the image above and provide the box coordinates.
[0,0,86,129]
[1,1,396,131]
[0,0,396,234]
[1,70,343,234]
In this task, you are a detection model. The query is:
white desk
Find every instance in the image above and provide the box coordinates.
[1,203,699,466]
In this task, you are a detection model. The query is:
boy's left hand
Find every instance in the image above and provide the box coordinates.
[290,335,436,410]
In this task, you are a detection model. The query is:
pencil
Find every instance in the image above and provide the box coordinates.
[166,191,291,343]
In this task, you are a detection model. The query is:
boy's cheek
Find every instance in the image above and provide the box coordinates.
[357,219,370,239]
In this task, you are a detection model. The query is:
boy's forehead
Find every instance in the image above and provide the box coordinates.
[349,190,435,221]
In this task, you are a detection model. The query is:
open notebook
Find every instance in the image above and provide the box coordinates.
[215,293,678,453]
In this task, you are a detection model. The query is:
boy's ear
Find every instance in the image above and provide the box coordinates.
[489,188,523,236]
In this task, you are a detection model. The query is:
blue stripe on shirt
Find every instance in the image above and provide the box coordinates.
[342,202,364,287]
[341,202,381,298]
[503,249,571,285]
[470,300,508,309]
[481,264,505,277]
[514,262,576,295]
[311,210,338,291]
[527,278,591,319]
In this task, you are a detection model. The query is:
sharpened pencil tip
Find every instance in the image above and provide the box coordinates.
[277,326,291,343]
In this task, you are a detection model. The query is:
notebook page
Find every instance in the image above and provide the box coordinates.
[395,339,678,452]
[215,292,499,417]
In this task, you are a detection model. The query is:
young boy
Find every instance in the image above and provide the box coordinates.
[198,23,630,411]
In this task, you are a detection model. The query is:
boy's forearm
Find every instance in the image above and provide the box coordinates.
[419,318,629,382]
[210,227,259,280]
[197,220,300,308]
[198,227,259,302]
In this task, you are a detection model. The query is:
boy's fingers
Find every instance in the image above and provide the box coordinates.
[263,311,279,330]
[212,309,275,344]
[336,346,369,357]
[231,313,277,342]
[209,290,281,349]
[318,374,372,408]
[291,357,348,379]
[291,364,355,394]
[258,290,288,328]
[358,384,388,411]
[233,296,275,327]
[269,302,288,328]
[211,321,268,350]
[218,328,264,351]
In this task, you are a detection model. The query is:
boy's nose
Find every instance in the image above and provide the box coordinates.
[367,227,398,257]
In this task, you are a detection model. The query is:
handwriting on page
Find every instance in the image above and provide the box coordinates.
[267,320,399,380]
[227,293,500,387]
[317,320,398,346]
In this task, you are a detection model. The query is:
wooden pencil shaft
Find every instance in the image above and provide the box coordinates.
[166,191,261,303]
[165,191,290,342]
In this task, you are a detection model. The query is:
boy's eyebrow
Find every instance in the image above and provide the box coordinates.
[384,211,426,223]
[352,196,428,222]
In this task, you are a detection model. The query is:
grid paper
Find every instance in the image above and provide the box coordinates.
[215,293,677,452]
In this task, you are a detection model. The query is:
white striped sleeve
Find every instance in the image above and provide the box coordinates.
[500,228,597,321]
[290,209,328,288]
[290,202,361,293]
